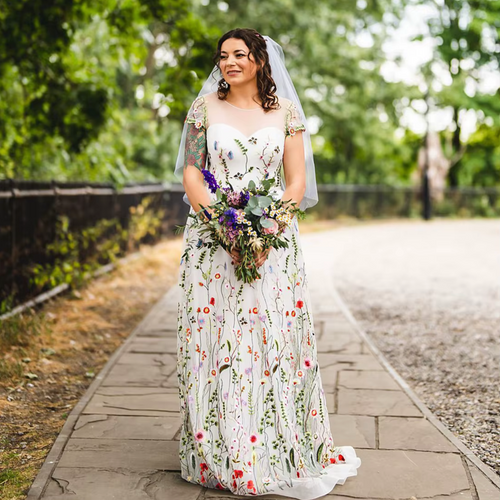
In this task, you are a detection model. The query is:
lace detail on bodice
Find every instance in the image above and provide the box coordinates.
[184,92,306,193]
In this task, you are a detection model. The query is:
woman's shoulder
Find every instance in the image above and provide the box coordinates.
[276,95,294,109]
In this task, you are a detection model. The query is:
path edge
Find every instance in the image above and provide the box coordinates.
[328,281,500,490]
[26,284,178,499]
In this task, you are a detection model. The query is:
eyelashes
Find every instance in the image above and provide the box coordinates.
[220,53,246,60]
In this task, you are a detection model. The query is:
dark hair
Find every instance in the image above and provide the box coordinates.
[212,28,279,112]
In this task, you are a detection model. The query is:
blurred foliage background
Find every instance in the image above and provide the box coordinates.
[0,0,499,188]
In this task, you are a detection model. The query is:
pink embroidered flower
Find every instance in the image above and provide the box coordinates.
[195,429,206,442]
[304,357,313,369]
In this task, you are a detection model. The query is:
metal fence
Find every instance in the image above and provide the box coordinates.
[1,180,498,310]
[314,184,500,219]
[0,179,189,309]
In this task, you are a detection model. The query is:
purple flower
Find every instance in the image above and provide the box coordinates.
[241,191,250,206]
[201,168,219,193]
[227,151,234,160]
[224,207,237,222]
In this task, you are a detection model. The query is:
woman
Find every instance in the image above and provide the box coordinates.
[175,28,361,499]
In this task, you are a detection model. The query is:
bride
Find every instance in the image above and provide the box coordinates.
[174,28,361,499]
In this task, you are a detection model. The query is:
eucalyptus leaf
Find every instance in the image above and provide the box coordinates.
[260,217,274,228]
[257,196,272,208]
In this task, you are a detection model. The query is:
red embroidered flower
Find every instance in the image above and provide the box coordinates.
[329,457,336,464]
[247,480,255,490]
[200,475,206,483]
[291,311,296,317]
[200,462,208,471]
[338,454,345,462]
[296,300,304,308]
[234,470,244,478]
[252,307,258,314]
[203,307,210,314]
[199,282,204,286]
[215,273,221,279]
[216,482,224,489]
[210,297,215,306]
[197,307,201,313]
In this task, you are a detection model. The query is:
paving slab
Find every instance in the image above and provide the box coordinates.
[100,363,172,387]
[316,333,363,354]
[72,414,181,440]
[466,458,500,500]
[57,438,180,470]
[329,415,376,449]
[43,469,200,500]
[117,352,177,365]
[326,448,471,498]
[338,387,422,417]
[379,416,458,452]
[83,386,179,416]
[338,369,401,390]
[127,336,177,354]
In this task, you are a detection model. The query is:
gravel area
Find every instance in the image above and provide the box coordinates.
[326,218,500,475]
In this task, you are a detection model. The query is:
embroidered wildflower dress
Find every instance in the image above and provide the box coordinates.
[176,91,361,499]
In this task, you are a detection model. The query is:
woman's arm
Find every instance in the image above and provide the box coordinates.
[182,122,212,213]
[281,130,306,208]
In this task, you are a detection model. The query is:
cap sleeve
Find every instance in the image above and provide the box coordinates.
[185,95,207,130]
[285,100,306,137]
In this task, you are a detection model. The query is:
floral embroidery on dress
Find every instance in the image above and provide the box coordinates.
[185,95,207,130]
[177,92,361,498]
[285,101,306,137]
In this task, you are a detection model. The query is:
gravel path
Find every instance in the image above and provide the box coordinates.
[318,218,500,475]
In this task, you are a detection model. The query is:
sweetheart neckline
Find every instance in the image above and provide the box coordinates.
[207,123,285,139]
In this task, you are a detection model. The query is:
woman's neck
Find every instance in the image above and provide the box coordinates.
[226,81,261,108]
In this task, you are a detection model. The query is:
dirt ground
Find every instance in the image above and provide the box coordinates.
[0,238,183,500]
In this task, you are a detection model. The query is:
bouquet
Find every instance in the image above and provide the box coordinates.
[180,169,304,283]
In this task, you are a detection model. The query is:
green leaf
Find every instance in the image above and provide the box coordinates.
[248,180,256,191]
[290,448,295,468]
[316,443,324,463]
[260,217,274,228]
[247,196,258,208]
[257,196,272,208]
[219,364,230,373]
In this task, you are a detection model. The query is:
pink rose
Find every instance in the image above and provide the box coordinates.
[262,219,279,235]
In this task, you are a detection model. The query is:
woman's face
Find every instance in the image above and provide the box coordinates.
[219,38,260,86]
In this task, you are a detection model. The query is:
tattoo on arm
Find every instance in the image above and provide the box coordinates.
[184,123,207,170]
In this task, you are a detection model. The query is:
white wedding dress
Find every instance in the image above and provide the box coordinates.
[176,91,361,499]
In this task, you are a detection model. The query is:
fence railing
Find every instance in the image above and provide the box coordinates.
[0,179,189,310]
[1,180,498,310]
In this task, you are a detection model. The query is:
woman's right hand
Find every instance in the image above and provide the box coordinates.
[227,247,242,265]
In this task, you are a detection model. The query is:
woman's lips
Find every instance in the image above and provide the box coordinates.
[227,70,241,76]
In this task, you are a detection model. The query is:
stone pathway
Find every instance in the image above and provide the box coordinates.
[27,229,500,499]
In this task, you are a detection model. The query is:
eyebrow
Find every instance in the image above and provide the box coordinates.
[220,49,247,54]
